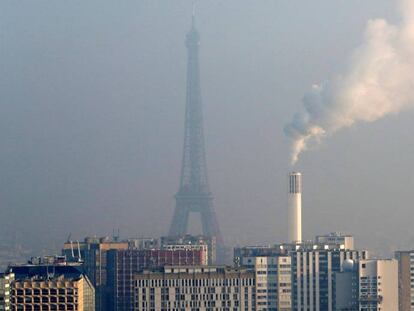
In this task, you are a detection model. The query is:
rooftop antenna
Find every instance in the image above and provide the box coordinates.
[113,228,120,242]
[76,240,82,262]
[70,241,75,259]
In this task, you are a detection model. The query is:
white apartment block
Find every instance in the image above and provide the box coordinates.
[359,259,398,311]
[240,256,291,311]
[133,266,256,311]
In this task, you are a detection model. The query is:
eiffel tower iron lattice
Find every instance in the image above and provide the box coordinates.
[168,15,224,253]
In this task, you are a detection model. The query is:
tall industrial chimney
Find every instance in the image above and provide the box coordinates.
[288,172,302,243]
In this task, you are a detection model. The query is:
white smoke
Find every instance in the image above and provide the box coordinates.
[285,0,414,165]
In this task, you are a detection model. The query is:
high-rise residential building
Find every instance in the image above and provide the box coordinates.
[62,236,128,311]
[107,248,207,311]
[8,258,95,311]
[333,258,398,311]
[0,273,14,311]
[239,255,292,311]
[315,232,355,250]
[332,260,359,311]
[291,245,368,311]
[395,250,414,311]
[161,235,216,264]
[133,266,256,311]
[10,274,95,311]
[358,259,398,311]
[234,237,365,311]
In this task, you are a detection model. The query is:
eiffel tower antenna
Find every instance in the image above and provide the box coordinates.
[192,0,196,26]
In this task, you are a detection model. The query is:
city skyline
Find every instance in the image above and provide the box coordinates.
[0,0,413,258]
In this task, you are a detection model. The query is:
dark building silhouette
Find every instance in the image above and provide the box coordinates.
[62,237,129,311]
[107,248,207,311]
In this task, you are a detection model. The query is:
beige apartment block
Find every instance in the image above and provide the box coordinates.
[0,273,14,311]
[359,259,398,311]
[10,275,94,311]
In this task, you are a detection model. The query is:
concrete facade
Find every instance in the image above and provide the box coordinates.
[10,275,95,311]
[395,250,413,311]
[241,256,291,311]
[0,273,14,311]
[62,237,128,311]
[161,235,216,265]
[359,259,398,311]
[291,248,368,311]
[107,248,207,311]
[133,266,255,311]
[288,172,302,244]
[315,233,354,251]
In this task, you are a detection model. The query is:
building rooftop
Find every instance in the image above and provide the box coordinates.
[8,263,84,280]
[136,265,250,275]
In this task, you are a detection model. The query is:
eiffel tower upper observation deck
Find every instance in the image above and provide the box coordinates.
[168,13,224,253]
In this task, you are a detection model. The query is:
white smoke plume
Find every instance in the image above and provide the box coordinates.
[285,0,414,165]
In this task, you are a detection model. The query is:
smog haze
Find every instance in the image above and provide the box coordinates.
[0,0,411,256]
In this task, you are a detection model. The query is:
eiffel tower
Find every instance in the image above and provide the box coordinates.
[168,13,224,258]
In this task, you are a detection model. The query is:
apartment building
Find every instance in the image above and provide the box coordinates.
[133,266,255,311]
[0,273,14,311]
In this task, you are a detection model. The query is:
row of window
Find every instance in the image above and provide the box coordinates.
[136,278,254,288]
[10,304,78,311]
[12,289,77,296]
[13,297,77,304]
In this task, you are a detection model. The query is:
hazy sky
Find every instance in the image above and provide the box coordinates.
[0,0,411,255]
